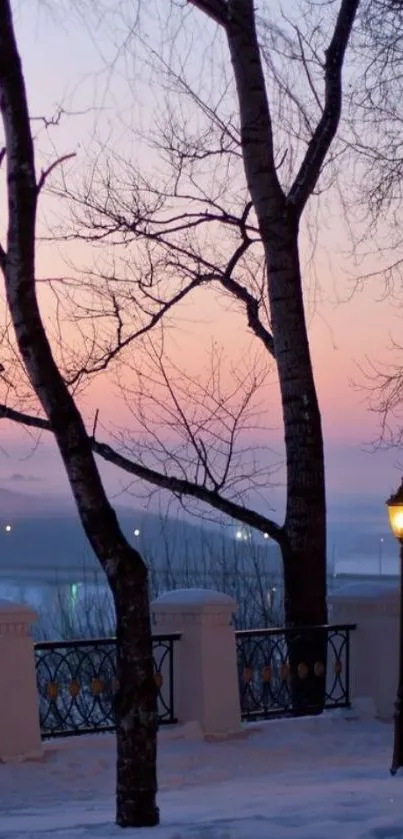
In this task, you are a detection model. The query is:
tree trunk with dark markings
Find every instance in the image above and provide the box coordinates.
[113,562,159,827]
[0,0,159,825]
[225,0,329,712]
[270,226,327,712]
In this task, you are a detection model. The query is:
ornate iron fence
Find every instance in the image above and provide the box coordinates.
[34,633,181,738]
[235,623,356,720]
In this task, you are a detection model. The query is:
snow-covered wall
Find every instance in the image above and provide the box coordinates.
[0,600,43,761]
[330,582,399,718]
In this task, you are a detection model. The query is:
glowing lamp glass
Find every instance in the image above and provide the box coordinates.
[388,506,403,540]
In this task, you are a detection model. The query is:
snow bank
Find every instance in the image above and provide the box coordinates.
[1,712,401,838]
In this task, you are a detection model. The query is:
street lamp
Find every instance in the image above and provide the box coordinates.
[386,477,403,775]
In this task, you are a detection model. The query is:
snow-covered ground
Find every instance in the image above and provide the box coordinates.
[1,712,402,838]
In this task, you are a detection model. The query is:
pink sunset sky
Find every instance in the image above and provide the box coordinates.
[1,1,402,516]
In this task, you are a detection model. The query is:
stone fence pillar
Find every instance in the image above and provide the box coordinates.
[152,589,241,736]
[330,582,399,718]
[0,600,43,761]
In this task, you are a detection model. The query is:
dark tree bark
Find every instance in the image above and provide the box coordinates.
[256,211,327,713]
[114,564,158,826]
[267,228,326,631]
[0,0,158,826]
[188,0,360,713]
[0,0,360,738]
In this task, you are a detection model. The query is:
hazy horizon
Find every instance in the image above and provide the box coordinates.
[1,434,401,515]
[0,483,398,581]
[2,2,403,573]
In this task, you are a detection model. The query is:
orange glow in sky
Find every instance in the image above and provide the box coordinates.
[1,1,402,505]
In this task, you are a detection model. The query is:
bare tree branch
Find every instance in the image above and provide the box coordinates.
[37,152,76,193]
[0,401,283,542]
[46,175,273,382]
[217,202,275,357]
[187,0,228,27]
[95,439,283,541]
[219,266,275,357]
[66,273,207,386]
[288,0,360,214]
[0,243,6,273]
[119,336,275,503]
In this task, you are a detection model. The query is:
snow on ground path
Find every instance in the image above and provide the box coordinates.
[1,714,403,839]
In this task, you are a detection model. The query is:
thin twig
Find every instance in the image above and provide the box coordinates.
[37,152,76,192]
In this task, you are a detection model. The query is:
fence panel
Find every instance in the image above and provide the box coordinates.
[35,633,181,738]
[235,624,355,720]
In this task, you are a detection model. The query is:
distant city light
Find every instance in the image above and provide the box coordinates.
[133,528,140,537]
[70,583,79,606]
[236,530,243,540]
[4,524,11,533]
[263,533,269,540]
[267,586,277,606]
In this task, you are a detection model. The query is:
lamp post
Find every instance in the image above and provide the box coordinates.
[386,478,403,775]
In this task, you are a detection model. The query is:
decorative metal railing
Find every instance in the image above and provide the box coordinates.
[235,623,356,720]
[34,633,181,738]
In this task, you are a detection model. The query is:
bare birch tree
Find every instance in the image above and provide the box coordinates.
[0,0,360,716]
[185,0,359,712]
[0,1,159,827]
[72,0,360,711]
